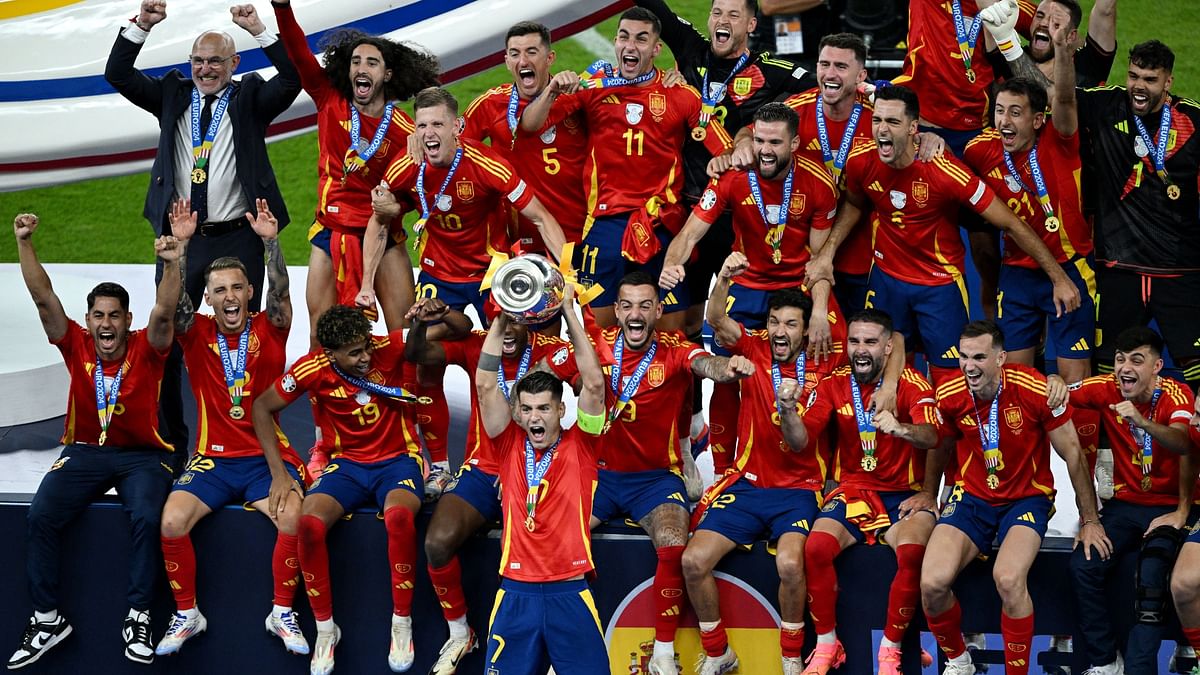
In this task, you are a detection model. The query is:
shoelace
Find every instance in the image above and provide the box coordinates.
[128,618,151,645]
[278,612,302,635]
[19,620,45,647]
[166,613,190,635]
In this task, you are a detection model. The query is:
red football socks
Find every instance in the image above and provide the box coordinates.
[884,543,925,643]
[699,620,729,657]
[926,599,967,659]
[1001,611,1035,675]
[161,534,197,610]
[653,545,686,642]
[804,531,843,636]
[272,532,300,607]
[385,506,417,616]
[428,558,469,622]
[298,514,333,621]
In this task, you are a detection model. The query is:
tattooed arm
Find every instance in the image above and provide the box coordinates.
[246,198,292,330]
[167,199,197,335]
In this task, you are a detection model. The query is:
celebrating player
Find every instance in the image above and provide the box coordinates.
[405,303,579,674]
[683,257,835,675]
[922,321,1108,675]
[798,309,943,674]
[475,287,608,673]
[154,199,307,657]
[982,0,1118,97]
[8,215,180,667]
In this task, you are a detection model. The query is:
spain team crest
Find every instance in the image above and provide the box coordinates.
[626,103,644,125]
[456,180,475,202]
[789,193,806,216]
[607,573,782,674]
[648,93,667,118]
[1004,407,1024,430]
[647,364,665,387]
[912,180,929,206]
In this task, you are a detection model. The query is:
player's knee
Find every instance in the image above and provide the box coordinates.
[775,550,805,586]
[298,513,327,550]
[159,507,191,538]
[681,546,715,583]
[992,566,1027,601]
[920,568,953,604]
[424,526,462,569]
[1171,569,1197,605]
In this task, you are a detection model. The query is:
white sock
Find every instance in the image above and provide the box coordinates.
[881,637,901,649]
[316,618,335,633]
[653,640,674,658]
[781,621,804,631]
[272,604,291,616]
[949,651,972,666]
[33,610,57,623]
[817,631,837,644]
[178,606,199,619]
[447,615,469,640]
[392,614,411,628]
[698,620,721,633]
[432,461,449,473]
[128,608,148,621]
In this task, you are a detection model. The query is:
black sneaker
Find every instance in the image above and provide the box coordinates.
[7,614,72,669]
[123,611,154,664]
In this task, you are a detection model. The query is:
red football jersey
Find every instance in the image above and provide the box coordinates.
[691,155,838,290]
[178,314,298,464]
[54,322,173,450]
[544,72,733,219]
[936,364,1069,504]
[594,328,706,473]
[726,329,834,490]
[893,0,1036,130]
[442,331,580,475]
[844,141,996,285]
[274,332,423,465]
[785,89,876,277]
[275,3,413,233]
[383,138,530,283]
[463,84,589,245]
[963,120,1092,269]
[1071,375,1194,507]
[495,423,599,582]
[803,367,940,491]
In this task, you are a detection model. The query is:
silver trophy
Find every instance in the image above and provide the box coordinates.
[490,254,565,324]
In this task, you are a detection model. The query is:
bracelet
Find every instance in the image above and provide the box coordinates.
[1081,518,1100,526]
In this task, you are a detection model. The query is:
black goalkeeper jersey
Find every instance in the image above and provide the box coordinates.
[1078,86,1200,273]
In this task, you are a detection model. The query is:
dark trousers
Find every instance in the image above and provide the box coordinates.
[27,444,174,612]
[1069,498,1175,673]
[157,223,264,467]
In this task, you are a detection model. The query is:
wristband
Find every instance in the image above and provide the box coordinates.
[479,352,501,373]
[994,29,1025,62]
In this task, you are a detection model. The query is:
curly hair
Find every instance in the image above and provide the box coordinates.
[316,305,372,351]
[318,29,441,102]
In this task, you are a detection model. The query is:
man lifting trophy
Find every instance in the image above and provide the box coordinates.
[490,254,566,325]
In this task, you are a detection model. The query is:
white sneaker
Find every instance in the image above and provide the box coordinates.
[943,660,977,675]
[695,646,739,675]
[647,652,679,674]
[266,610,310,655]
[1082,654,1124,675]
[388,615,414,672]
[154,609,206,656]
[7,614,72,669]
[123,610,154,664]
[310,625,340,675]
[782,655,803,675]
[964,633,987,673]
[429,629,477,675]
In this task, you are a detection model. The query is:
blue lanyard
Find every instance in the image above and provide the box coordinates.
[93,353,127,442]
[1133,102,1174,183]
[345,101,395,171]
[506,85,522,143]
[523,435,561,529]
[608,334,658,423]
[331,361,423,403]
[497,344,533,402]
[580,60,657,89]
[1131,387,1162,476]
[971,380,1003,479]
[1003,141,1057,219]
[771,351,806,415]
[849,375,879,454]
[950,0,984,71]
[415,147,464,228]
[815,98,863,180]
[190,86,232,168]
[698,51,750,128]
[215,317,251,406]
[746,165,795,228]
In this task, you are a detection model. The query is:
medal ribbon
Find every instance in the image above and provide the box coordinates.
[1133,101,1174,185]
[950,0,984,74]
[216,316,251,408]
[344,101,395,176]
[747,163,795,260]
[506,85,523,147]
[698,51,750,128]
[578,60,657,89]
[1131,385,1162,478]
[524,435,560,527]
[1003,142,1057,222]
[849,375,879,458]
[771,350,806,416]
[815,97,863,180]
[497,344,533,402]
[414,147,464,234]
[190,86,232,168]
[607,334,658,424]
[93,354,128,439]
[972,380,1003,478]
[330,361,424,403]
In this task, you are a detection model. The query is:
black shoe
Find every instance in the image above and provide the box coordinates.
[123,611,154,664]
[7,614,72,669]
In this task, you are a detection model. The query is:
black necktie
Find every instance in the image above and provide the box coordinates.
[190,94,217,224]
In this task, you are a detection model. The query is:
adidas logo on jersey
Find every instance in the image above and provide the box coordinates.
[1069,338,1089,352]
[941,346,961,360]
[868,180,884,192]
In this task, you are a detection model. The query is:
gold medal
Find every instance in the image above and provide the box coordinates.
[1168,184,1181,200]
[691,126,707,142]
[190,167,207,183]
[986,474,999,490]
[229,404,245,420]
[525,516,536,532]
[1141,475,1152,491]
[965,68,976,84]
[772,248,782,265]
[1044,216,1060,233]
[98,431,107,446]
[861,455,877,472]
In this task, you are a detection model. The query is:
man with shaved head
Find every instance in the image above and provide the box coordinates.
[105,0,301,462]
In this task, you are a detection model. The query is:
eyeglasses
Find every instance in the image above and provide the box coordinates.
[189,55,232,68]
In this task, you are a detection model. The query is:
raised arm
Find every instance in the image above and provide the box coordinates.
[1050,23,1078,136]
[476,313,517,438]
[401,297,471,366]
[232,4,302,119]
[103,0,169,114]
[705,252,748,349]
[979,198,1079,316]
[168,199,197,334]
[562,288,604,417]
[1087,0,1117,53]
[517,196,566,264]
[246,199,292,330]
[14,214,68,342]
[148,235,183,351]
